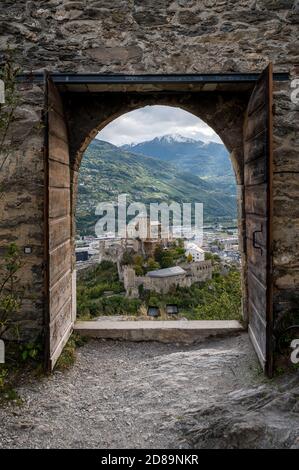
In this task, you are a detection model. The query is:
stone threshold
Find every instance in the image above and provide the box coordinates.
[74,320,244,343]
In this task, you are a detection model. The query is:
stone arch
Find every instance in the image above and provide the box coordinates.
[0,0,296,376]
[64,89,249,332]
[63,91,249,186]
[41,68,284,373]
[63,91,249,314]
[63,92,249,306]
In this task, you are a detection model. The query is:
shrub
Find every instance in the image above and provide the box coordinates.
[0,244,23,340]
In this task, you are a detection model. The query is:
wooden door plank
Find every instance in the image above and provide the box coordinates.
[45,75,74,372]
[244,64,274,377]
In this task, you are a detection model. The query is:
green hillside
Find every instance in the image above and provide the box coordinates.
[76,139,237,235]
[122,135,237,195]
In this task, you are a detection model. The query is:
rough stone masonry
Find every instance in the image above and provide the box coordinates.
[0,1,298,361]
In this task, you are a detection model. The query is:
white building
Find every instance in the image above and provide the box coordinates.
[184,242,205,262]
[220,237,239,250]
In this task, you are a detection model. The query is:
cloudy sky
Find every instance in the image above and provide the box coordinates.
[97,105,221,146]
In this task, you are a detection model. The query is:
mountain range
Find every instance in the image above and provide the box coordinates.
[121,134,236,194]
[76,135,237,235]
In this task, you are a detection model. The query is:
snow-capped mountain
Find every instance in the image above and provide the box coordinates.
[152,134,199,144]
[121,134,234,181]
[122,133,206,148]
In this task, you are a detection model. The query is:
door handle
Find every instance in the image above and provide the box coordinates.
[253,229,263,255]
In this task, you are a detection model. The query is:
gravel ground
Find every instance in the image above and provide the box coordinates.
[0,333,297,449]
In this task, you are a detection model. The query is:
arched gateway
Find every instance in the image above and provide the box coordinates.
[0,1,298,377]
[40,67,282,375]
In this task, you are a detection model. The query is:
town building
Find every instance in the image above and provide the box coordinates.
[184,242,205,262]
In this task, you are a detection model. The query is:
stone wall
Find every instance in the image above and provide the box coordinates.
[182,260,213,278]
[0,81,45,340]
[0,0,298,345]
[271,78,299,330]
[123,261,213,296]
[1,1,297,74]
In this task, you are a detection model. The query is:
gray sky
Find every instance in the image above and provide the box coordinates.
[96,105,222,146]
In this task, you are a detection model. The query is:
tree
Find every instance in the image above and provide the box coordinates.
[205,251,221,264]
[154,245,163,264]
[175,246,185,257]
[177,238,184,248]
[160,251,174,268]
[0,244,23,339]
[147,257,160,271]
[186,253,193,263]
[148,296,160,307]
[134,264,144,276]
[133,254,144,266]
[121,251,134,266]
[154,245,175,268]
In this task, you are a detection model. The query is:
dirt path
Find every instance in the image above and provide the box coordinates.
[0,333,297,449]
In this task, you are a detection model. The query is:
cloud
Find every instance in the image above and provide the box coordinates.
[96,105,222,146]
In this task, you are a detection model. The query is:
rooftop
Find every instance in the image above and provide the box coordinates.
[146,266,186,278]
[185,242,205,253]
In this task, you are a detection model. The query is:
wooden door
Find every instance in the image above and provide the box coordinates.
[45,75,75,371]
[244,64,274,377]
